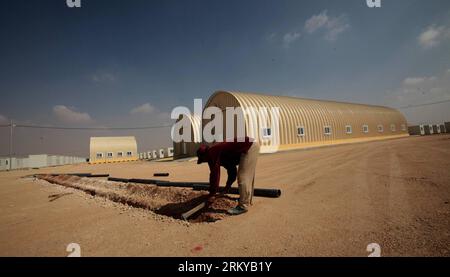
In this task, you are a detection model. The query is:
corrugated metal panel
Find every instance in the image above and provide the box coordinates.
[204,91,409,151]
[173,114,202,159]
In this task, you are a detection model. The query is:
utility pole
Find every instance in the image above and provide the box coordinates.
[9,120,13,171]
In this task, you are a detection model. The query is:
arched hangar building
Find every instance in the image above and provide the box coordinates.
[173,91,409,157]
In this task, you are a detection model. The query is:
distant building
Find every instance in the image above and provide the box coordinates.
[428,124,434,135]
[433,125,439,134]
[159,149,165,159]
[28,154,49,168]
[0,154,85,171]
[409,125,425,136]
[175,91,409,158]
[167,147,174,158]
[89,136,138,164]
[210,91,409,150]
[0,157,28,171]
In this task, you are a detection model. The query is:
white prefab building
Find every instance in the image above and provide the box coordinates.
[420,125,425,136]
[15,157,29,169]
[0,158,9,171]
[47,155,59,166]
[0,154,86,171]
[147,152,152,160]
[152,150,157,159]
[159,149,165,159]
[89,136,138,164]
[167,147,174,158]
[0,157,29,171]
[28,154,48,168]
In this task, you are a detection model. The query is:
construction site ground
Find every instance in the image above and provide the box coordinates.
[0,134,449,256]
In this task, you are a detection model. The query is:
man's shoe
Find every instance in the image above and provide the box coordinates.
[227,206,248,216]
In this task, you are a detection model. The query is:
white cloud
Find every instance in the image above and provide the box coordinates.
[266,33,277,42]
[403,76,437,86]
[130,103,155,115]
[304,10,350,41]
[91,72,116,83]
[386,70,450,108]
[305,10,329,33]
[0,114,8,124]
[324,15,350,41]
[53,105,93,124]
[283,32,301,48]
[384,70,450,124]
[272,10,349,48]
[418,25,449,49]
[403,77,426,86]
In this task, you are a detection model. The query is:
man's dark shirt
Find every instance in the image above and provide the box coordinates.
[205,137,253,194]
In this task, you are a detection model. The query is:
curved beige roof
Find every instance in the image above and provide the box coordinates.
[180,114,202,143]
[173,114,202,159]
[205,91,408,150]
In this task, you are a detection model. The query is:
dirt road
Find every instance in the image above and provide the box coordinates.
[0,135,449,256]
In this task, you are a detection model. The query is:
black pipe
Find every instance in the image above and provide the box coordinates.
[69,173,93,177]
[129,178,169,184]
[86,174,110,178]
[156,182,207,188]
[107,177,281,198]
[46,173,110,178]
[49,173,92,177]
[108,177,130,183]
[154,173,170,177]
[158,181,209,187]
[192,185,281,198]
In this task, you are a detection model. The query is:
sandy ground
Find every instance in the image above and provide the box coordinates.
[0,135,449,257]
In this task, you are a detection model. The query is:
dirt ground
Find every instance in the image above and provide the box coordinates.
[0,135,449,257]
[36,174,236,223]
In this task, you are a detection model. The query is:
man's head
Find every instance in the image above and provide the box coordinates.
[196,144,209,164]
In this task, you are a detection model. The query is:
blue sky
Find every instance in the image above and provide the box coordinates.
[1,0,450,156]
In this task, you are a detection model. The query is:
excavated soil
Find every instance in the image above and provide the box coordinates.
[36,174,237,223]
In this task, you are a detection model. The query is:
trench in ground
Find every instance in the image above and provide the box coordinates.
[35,175,237,223]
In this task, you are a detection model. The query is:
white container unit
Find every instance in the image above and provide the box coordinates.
[159,149,165,159]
